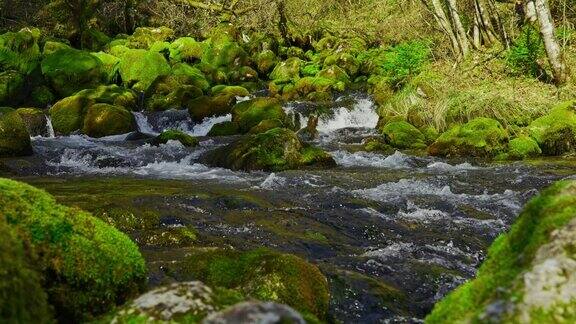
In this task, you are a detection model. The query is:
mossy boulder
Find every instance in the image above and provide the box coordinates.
[42,41,70,55]
[381,121,426,149]
[201,40,249,69]
[231,97,291,134]
[172,248,330,319]
[506,136,542,160]
[187,86,248,122]
[0,70,25,106]
[528,100,576,156]
[324,52,359,77]
[126,27,175,49]
[270,58,302,84]
[82,103,136,138]
[30,85,55,107]
[91,51,120,83]
[0,108,32,157]
[256,50,278,75]
[0,178,146,321]
[203,127,335,171]
[100,281,244,323]
[0,218,51,323]
[426,180,576,323]
[80,29,110,51]
[16,107,49,137]
[41,49,104,97]
[145,73,205,111]
[169,37,204,62]
[171,63,210,91]
[428,117,509,158]
[49,85,137,135]
[152,130,199,147]
[207,121,239,136]
[119,49,171,91]
[317,65,350,84]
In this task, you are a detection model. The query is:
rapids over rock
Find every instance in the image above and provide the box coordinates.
[2,93,576,322]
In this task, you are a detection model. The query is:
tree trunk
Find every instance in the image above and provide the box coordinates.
[427,0,462,59]
[124,0,135,34]
[532,0,567,85]
[445,0,469,56]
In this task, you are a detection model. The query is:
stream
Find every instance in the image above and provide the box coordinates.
[2,93,576,322]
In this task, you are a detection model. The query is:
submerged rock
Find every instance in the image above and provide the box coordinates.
[528,100,576,156]
[0,108,32,157]
[152,129,199,147]
[0,178,146,321]
[203,302,306,324]
[426,180,576,323]
[41,49,104,97]
[203,128,335,171]
[428,117,509,158]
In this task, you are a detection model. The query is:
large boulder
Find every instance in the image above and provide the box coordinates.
[0,108,32,157]
[170,248,330,319]
[118,49,171,91]
[0,70,25,106]
[0,178,146,321]
[381,120,426,149]
[82,103,136,138]
[428,117,509,158]
[16,108,49,137]
[187,86,249,122]
[256,49,278,75]
[528,100,576,156]
[169,37,204,62]
[91,51,120,83]
[505,136,542,160]
[41,49,104,97]
[203,302,306,324]
[426,180,576,323]
[126,26,175,49]
[230,97,291,134]
[203,128,335,171]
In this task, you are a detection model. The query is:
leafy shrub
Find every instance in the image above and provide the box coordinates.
[506,26,545,78]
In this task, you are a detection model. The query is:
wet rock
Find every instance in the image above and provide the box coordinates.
[42,40,70,55]
[528,100,576,156]
[82,103,136,138]
[152,129,199,147]
[427,180,576,323]
[380,121,426,149]
[91,51,120,83]
[297,115,319,141]
[231,97,291,134]
[41,49,104,97]
[0,178,146,321]
[428,117,509,158]
[169,37,204,62]
[16,108,49,137]
[203,302,306,324]
[145,72,205,111]
[0,108,32,157]
[203,127,335,171]
[256,50,278,75]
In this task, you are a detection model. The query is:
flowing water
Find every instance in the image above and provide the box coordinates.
[2,93,576,322]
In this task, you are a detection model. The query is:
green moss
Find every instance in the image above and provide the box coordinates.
[152,130,199,147]
[0,218,52,323]
[380,121,426,149]
[31,85,55,107]
[80,29,110,51]
[428,117,509,158]
[119,49,171,91]
[169,37,204,62]
[301,62,321,77]
[208,121,239,136]
[426,180,576,323]
[0,178,146,321]
[82,103,136,138]
[126,27,175,49]
[317,65,350,84]
[203,127,335,171]
[174,248,330,319]
[0,70,25,106]
[256,50,278,75]
[506,136,542,160]
[187,95,233,122]
[0,107,32,157]
[270,58,302,84]
[171,63,210,91]
[528,100,576,156]
[231,98,288,133]
[16,107,48,137]
[41,49,104,97]
[145,74,204,111]
[91,52,120,83]
[324,52,359,77]
[42,41,70,55]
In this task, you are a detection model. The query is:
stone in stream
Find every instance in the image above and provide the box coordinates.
[528,100,576,156]
[426,180,576,323]
[203,302,306,324]
[0,107,32,157]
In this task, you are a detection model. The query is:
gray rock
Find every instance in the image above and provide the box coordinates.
[202,302,306,324]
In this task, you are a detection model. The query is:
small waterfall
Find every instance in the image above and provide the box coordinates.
[316,97,378,133]
[191,114,232,136]
[45,116,55,138]
[133,112,159,135]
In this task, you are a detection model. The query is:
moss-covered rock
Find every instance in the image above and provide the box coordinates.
[0,107,32,157]
[169,37,204,62]
[381,121,426,149]
[0,178,146,321]
[16,107,49,137]
[270,58,302,84]
[256,50,278,75]
[0,70,25,106]
[80,29,110,51]
[100,281,243,323]
[91,51,120,83]
[528,100,576,156]
[428,117,509,158]
[324,52,359,77]
[145,73,205,111]
[30,85,55,107]
[207,121,239,136]
[173,248,330,319]
[42,41,70,55]
[171,63,210,91]
[152,130,199,147]
[204,302,307,324]
[231,97,290,134]
[0,218,51,323]
[126,27,175,49]
[82,103,136,138]
[119,49,171,91]
[203,128,335,171]
[426,180,576,323]
[41,49,104,97]
[506,136,542,160]
[187,86,248,122]
[317,65,350,84]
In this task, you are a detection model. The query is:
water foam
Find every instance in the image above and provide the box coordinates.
[331,150,413,168]
[316,97,378,133]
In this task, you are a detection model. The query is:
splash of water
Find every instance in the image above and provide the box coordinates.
[316,97,379,133]
[133,112,159,135]
[45,116,55,138]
